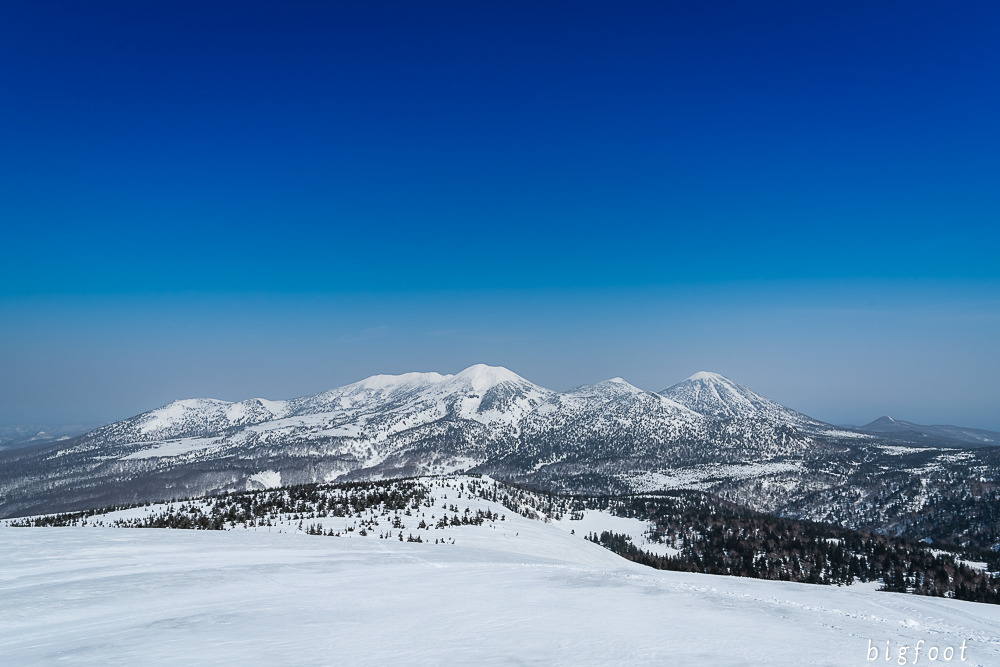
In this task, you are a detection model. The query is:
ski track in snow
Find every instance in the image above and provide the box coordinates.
[2,477,999,666]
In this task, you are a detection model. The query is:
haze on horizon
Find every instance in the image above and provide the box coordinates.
[1,3,997,431]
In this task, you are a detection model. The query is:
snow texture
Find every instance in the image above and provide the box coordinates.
[246,470,282,490]
[2,515,998,666]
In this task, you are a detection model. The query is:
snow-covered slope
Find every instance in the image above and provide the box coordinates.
[502,378,708,471]
[138,397,290,436]
[3,481,998,666]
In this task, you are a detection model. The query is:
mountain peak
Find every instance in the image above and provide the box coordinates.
[452,364,526,390]
[685,371,730,383]
[596,377,643,393]
[860,415,917,432]
[662,372,815,424]
[438,364,550,426]
[862,416,907,428]
[138,397,233,436]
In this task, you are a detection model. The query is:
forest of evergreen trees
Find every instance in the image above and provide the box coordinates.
[581,492,1000,605]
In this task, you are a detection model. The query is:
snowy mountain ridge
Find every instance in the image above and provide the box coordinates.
[0,364,823,515]
[126,365,804,446]
[2,363,998,548]
[134,364,551,441]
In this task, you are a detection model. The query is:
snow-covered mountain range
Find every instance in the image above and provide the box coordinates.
[1,364,997,553]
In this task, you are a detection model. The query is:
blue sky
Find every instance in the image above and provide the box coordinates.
[1,2,998,428]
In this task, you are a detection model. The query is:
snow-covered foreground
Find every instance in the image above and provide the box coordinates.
[2,519,999,666]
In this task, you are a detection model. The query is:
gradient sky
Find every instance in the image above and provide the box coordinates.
[2,1,998,429]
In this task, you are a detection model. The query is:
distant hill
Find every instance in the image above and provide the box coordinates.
[0,424,101,451]
[853,415,1000,448]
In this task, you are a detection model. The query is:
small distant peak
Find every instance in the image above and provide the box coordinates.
[686,371,728,382]
[596,377,642,391]
[858,415,921,432]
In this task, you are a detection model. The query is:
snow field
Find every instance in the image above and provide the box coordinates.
[2,476,1000,665]
[2,523,999,665]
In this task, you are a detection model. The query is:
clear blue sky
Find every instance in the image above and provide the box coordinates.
[2,1,998,429]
